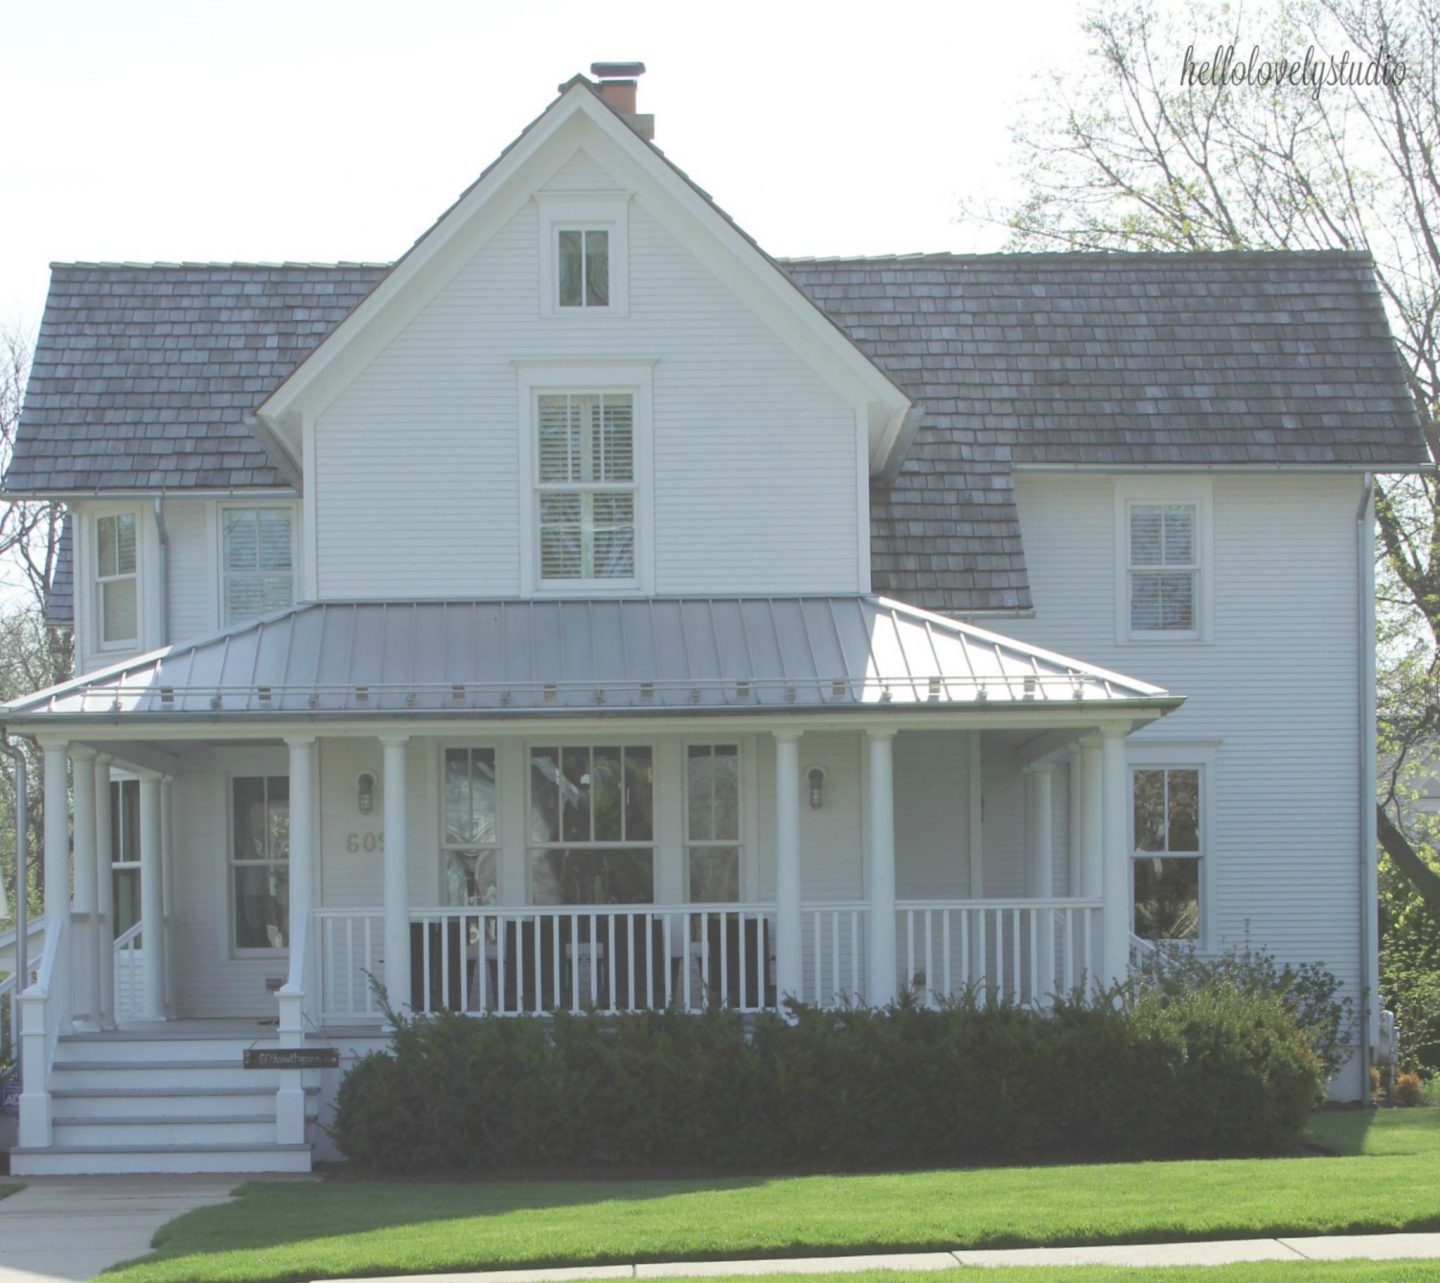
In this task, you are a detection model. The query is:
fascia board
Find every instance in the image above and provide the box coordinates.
[255,95,598,449]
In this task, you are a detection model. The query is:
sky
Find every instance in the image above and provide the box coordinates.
[0,0,1099,332]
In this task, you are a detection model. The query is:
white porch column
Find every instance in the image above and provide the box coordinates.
[1100,723,1129,985]
[92,760,113,1031]
[1067,749,1083,897]
[138,775,166,1021]
[1080,737,1104,900]
[773,730,803,1008]
[381,736,411,1014]
[161,775,175,1017]
[41,741,70,932]
[94,755,115,1028]
[70,747,99,1030]
[866,729,898,1007]
[277,736,316,1145]
[1025,763,1056,1004]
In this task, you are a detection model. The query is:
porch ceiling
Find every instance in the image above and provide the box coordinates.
[3,595,1177,723]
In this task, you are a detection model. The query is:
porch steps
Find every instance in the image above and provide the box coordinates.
[9,1029,323,1175]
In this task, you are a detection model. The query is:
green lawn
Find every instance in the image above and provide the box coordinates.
[0,1184,20,1200]
[102,1109,1440,1283]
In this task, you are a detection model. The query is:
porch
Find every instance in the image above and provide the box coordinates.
[3,595,1180,1171]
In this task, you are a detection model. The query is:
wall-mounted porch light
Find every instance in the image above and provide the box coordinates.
[357,771,376,815]
[807,766,826,811]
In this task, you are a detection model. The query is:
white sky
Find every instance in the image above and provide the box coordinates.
[0,0,1097,331]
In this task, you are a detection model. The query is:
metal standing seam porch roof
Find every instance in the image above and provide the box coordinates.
[2,596,1177,723]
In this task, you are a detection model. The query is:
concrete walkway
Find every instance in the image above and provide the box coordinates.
[316,1235,1440,1281]
[0,1176,241,1282]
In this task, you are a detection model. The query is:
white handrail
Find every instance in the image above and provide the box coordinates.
[18,916,66,1148]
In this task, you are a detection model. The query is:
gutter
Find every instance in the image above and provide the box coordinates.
[153,497,169,647]
[0,730,28,1086]
[1357,474,1379,1094]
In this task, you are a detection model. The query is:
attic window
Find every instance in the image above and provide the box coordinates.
[558,229,609,307]
[537,194,629,317]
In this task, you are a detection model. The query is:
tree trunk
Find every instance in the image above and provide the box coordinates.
[1377,805,1440,913]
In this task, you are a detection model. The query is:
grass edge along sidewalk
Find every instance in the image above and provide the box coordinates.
[101,1109,1439,1283]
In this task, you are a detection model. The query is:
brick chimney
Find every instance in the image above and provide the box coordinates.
[590,61,654,140]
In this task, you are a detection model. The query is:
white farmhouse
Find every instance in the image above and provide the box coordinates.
[0,65,1427,1174]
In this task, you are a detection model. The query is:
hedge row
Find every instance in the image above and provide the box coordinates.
[330,982,1323,1173]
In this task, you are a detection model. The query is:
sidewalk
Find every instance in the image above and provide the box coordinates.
[316,1235,1440,1282]
[0,1176,242,1283]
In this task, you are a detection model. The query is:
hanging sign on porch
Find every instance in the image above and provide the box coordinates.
[243,1047,340,1070]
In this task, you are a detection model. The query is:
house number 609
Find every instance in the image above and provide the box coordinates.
[345,833,385,853]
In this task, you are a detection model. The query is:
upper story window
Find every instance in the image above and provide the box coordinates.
[1128,503,1197,633]
[95,512,138,647]
[537,195,629,317]
[558,229,609,308]
[1114,480,1212,644]
[222,507,295,625]
[536,392,636,583]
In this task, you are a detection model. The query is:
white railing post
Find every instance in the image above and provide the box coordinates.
[1100,724,1130,985]
[275,967,307,1145]
[1025,763,1056,1005]
[18,986,52,1147]
[381,736,411,1016]
[161,775,176,1017]
[866,730,897,1006]
[138,775,166,1020]
[773,731,803,1009]
[94,754,115,1028]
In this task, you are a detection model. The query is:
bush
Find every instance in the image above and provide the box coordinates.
[330,980,1323,1174]
[1130,936,1354,1082]
[1395,1071,1425,1107]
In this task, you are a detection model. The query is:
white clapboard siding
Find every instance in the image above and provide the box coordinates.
[313,162,862,600]
[1005,472,1364,993]
[163,500,217,643]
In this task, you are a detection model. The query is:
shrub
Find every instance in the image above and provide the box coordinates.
[1130,936,1354,1082]
[1395,1071,1425,1107]
[330,979,1323,1173]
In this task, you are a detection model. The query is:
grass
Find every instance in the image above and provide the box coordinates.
[102,1109,1440,1283]
[0,1183,20,1200]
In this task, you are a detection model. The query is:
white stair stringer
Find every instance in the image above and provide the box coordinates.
[10,1030,319,1175]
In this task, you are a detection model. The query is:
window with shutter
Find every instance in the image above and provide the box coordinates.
[222,507,295,625]
[535,392,636,582]
[1127,502,1199,635]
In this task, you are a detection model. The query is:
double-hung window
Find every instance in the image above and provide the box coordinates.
[95,512,138,647]
[222,507,295,625]
[536,392,636,582]
[1130,766,1202,942]
[686,745,741,902]
[110,779,141,938]
[231,776,289,952]
[1127,503,1198,635]
[528,746,654,905]
[443,747,499,906]
[557,229,609,308]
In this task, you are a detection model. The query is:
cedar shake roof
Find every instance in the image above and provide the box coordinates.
[6,250,1428,614]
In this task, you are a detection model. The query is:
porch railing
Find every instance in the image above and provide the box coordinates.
[17,916,66,1147]
[113,921,144,1025]
[896,899,1104,1007]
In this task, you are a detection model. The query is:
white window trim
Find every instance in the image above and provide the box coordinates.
[1113,477,1214,645]
[216,501,299,627]
[92,506,142,651]
[1126,742,1217,952]
[536,193,630,318]
[515,362,655,595]
[226,770,292,959]
[681,742,746,905]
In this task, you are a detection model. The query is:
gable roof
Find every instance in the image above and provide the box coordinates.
[1,594,1175,724]
[787,250,1430,612]
[252,77,909,467]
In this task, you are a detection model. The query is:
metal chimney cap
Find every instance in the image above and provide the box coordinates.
[591,61,646,79]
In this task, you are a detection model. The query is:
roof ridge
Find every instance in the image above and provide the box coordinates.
[51,260,394,271]
[781,248,1371,266]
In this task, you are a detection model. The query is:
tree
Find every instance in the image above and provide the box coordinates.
[990,0,1440,893]
[0,325,69,928]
